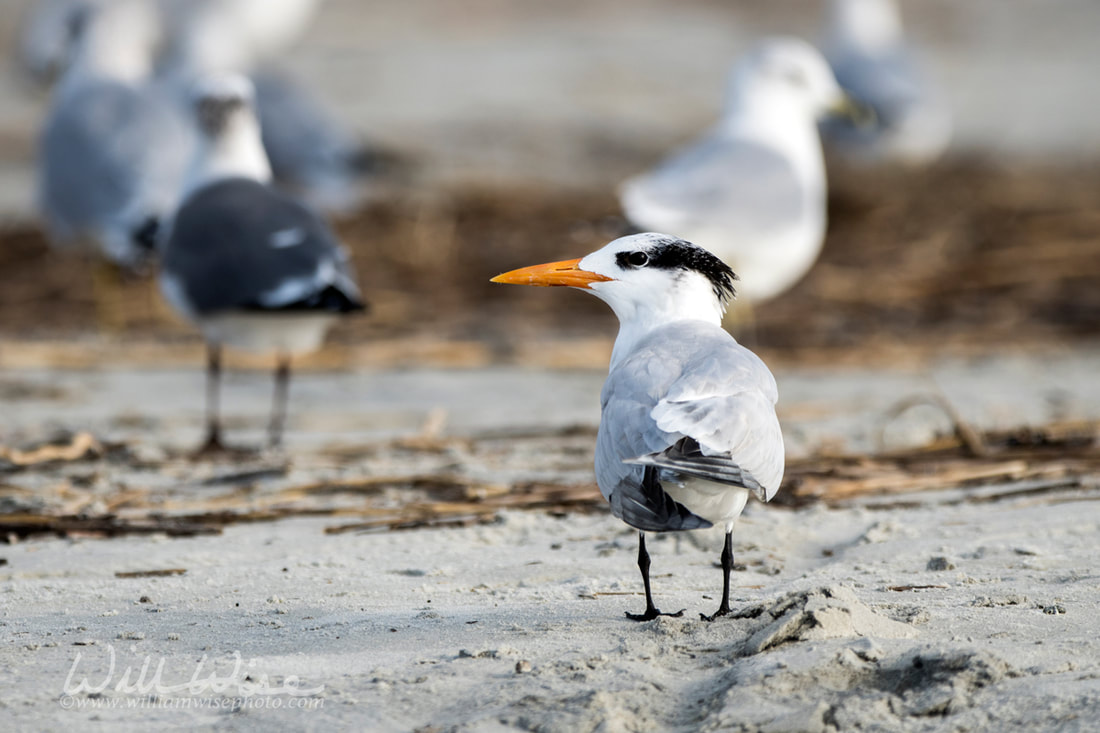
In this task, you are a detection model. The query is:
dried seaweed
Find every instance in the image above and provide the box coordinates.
[0,514,221,541]
[0,417,1094,543]
[1,161,1098,365]
[115,568,187,578]
[777,420,1099,507]
[0,432,103,469]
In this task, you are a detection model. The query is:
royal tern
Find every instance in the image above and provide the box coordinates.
[492,233,784,621]
[159,75,364,450]
[821,0,952,165]
[36,0,194,267]
[620,37,862,304]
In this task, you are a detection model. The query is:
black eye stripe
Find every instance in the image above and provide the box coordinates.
[615,237,737,304]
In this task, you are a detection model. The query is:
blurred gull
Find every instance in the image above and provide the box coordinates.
[249,68,398,213]
[160,0,322,72]
[159,75,365,451]
[492,234,784,621]
[20,0,322,86]
[36,0,195,267]
[620,37,860,304]
[821,0,952,164]
[19,0,372,212]
[16,0,99,87]
[161,0,382,213]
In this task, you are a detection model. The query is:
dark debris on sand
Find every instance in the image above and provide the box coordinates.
[0,158,1097,362]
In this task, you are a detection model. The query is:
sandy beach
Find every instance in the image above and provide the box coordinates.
[2,353,1099,731]
[5,499,1099,732]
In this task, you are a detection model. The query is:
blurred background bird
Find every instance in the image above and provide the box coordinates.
[34,0,195,331]
[16,0,97,88]
[158,0,322,72]
[20,0,398,220]
[820,0,953,165]
[619,38,863,319]
[157,0,401,214]
[1,0,1096,451]
[159,75,365,452]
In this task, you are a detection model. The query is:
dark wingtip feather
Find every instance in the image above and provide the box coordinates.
[610,466,713,532]
[131,216,161,253]
[242,285,367,314]
[625,437,767,500]
[313,285,367,314]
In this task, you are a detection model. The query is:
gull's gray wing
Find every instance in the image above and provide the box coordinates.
[822,46,951,161]
[596,321,785,531]
[620,134,808,239]
[830,47,924,129]
[161,178,363,316]
[37,78,195,263]
[38,80,140,243]
[17,0,94,86]
[252,68,368,213]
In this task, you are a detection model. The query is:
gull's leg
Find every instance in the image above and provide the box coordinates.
[702,529,734,621]
[626,532,684,622]
[267,355,291,449]
[198,342,224,452]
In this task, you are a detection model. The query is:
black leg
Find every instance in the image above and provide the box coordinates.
[199,343,224,452]
[702,530,734,621]
[625,532,684,622]
[268,355,291,448]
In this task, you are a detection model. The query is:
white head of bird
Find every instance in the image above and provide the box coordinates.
[491,233,738,370]
[60,0,161,86]
[182,74,272,197]
[164,0,322,75]
[826,0,904,53]
[723,37,850,136]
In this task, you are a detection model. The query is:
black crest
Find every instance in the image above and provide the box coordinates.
[615,237,738,305]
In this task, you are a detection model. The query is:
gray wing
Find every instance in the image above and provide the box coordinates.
[598,352,713,532]
[596,322,784,531]
[252,68,368,213]
[833,48,924,127]
[17,0,94,86]
[38,81,143,242]
[646,341,784,502]
[123,82,198,229]
[822,46,951,159]
[161,178,363,316]
[37,79,194,263]
[620,133,808,239]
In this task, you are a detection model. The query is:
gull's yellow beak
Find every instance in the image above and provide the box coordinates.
[829,93,877,128]
[490,258,613,289]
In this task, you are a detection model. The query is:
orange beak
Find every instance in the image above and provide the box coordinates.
[490,258,613,289]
